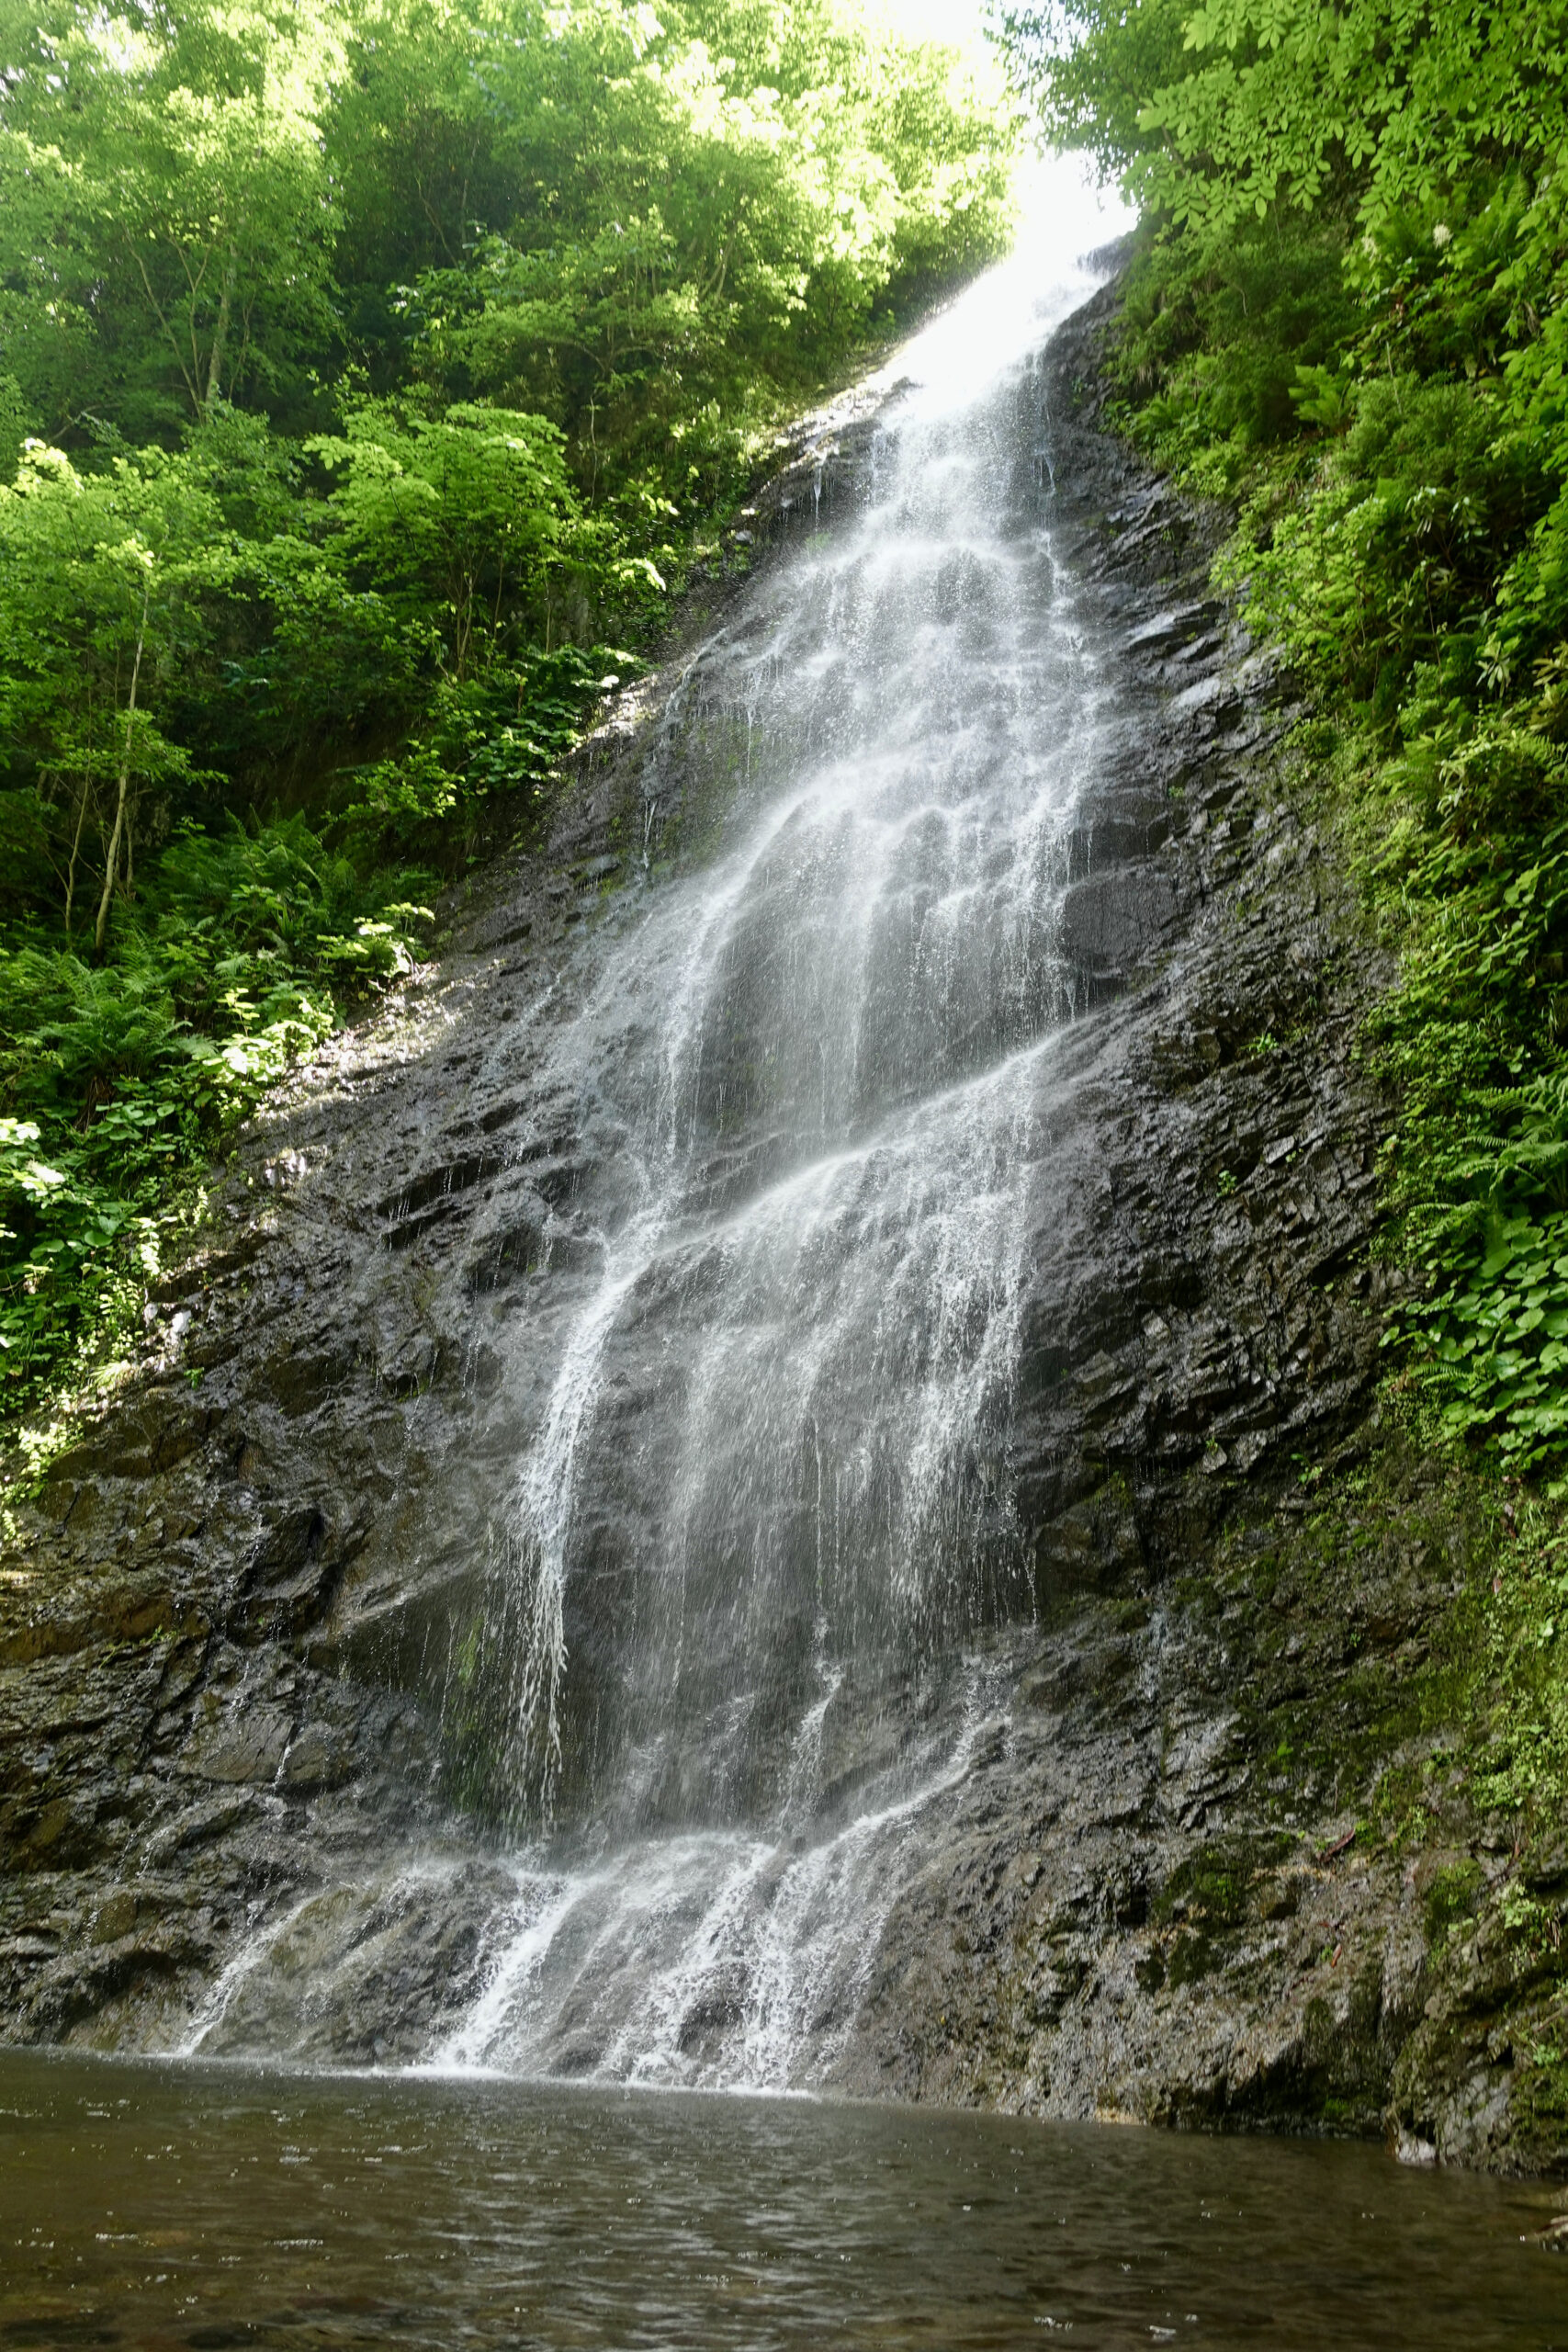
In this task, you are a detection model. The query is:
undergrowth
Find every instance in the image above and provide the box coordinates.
[0,815,434,1420]
[1101,213,1568,1476]
[1003,0,1568,1473]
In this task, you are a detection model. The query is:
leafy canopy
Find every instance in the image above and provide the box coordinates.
[0,0,1016,1415]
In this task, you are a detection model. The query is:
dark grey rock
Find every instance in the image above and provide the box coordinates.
[0,279,1541,2167]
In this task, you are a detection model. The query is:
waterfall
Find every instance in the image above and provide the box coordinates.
[433,166,1133,2081]
[191,162,1139,2086]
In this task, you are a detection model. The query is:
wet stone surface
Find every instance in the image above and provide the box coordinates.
[0,278,1546,2167]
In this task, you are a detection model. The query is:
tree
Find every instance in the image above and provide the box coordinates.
[0,442,230,939]
[0,0,1017,1417]
[0,0,343,435]
[308,400,588,677]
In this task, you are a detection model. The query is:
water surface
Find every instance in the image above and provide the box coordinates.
[2,2052,1562,2348]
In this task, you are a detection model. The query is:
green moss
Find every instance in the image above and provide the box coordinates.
[1426,1860,1484,1943]
[655,714,756,869]
[1156,1834,1293,1931]
[1165,1929,1217,1987]
[1185,1423,1568,2139]
[1510,2031,1568,2158]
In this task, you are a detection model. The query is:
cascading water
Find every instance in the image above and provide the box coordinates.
[191,164,1137,2086]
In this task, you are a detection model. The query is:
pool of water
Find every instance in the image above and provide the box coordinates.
[1,2052,1562,2349]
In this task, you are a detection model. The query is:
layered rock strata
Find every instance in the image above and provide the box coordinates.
[2,281,1549,2167]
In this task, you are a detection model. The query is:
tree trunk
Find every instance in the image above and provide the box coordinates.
[205,246,238,411]
[63,764,92,942]
[454,574,473,681]
[94,581,150,956]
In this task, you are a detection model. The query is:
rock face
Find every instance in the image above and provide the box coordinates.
[1,281,1556,2168]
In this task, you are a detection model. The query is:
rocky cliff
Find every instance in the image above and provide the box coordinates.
[3,280,1562,2173]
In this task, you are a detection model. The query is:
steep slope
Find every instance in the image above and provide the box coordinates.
[2,274,1556,2169]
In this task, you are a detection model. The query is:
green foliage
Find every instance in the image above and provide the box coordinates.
[307,401,589,676]
[0,0,344,435]
[1400,1213,1568,1466]
[1009,0,1568,243]
[0,0,1014,1426]
[1001,0,1568,1473]
[1464,1487,1568,1848]
[1107,212,1359,490]
[0,816,430,1403]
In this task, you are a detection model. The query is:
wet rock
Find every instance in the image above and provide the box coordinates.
[197,1861,522,2064]
[0,275,1539,2168]
[179,1702,294,1786]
